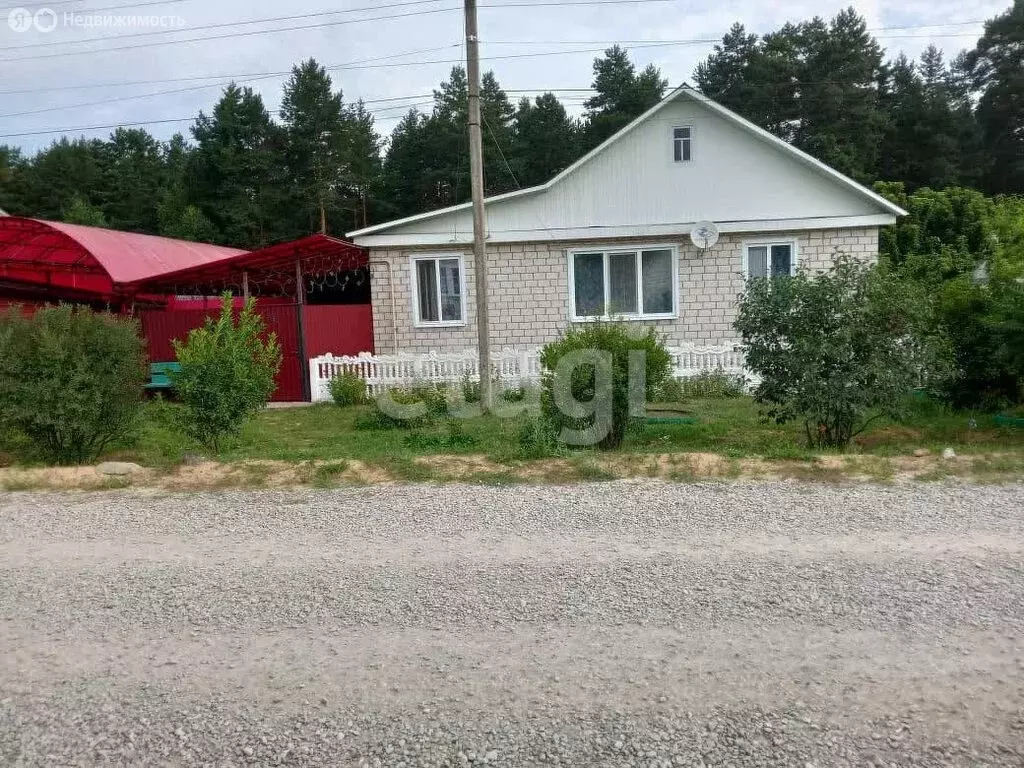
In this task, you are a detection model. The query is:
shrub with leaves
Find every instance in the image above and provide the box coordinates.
[328,371,368,407]
[0,304,146,464]
[515,411,563,459]
[658,370,746,401]
[734,254,947,449]
[172,295,281,451]
[539,323,672,450]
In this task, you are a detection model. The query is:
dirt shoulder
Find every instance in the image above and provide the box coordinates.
[0,447,1021,492]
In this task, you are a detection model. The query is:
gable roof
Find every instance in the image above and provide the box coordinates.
[349,84,905,241]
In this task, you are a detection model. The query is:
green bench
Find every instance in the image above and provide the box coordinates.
[145,362,181,391]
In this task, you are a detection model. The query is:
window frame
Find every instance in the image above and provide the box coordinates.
[566,244,679,322]
[409,253,468,328]
[672,124,694,163]
[741,238,799,280]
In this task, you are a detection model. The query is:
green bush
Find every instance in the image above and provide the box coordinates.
[461,373,534,406]
[0,304,146,464]
[355,385,444,430]
[328,372,367,407]
[172,295,281,451]
[658,370,746,401]
[514,411,563,459]
[936,276,1021,409]
[403,418,480,451]
[539,323,672,450]
[734,254,948,449]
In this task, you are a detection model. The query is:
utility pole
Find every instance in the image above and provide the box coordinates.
[464,0,492,410]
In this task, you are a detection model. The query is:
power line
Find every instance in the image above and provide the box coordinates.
[1,15,988,92]
[1,0,451,53]
[0,3,464,63]
[0,98,436,140]
[0,0,695,62]
[486,20,987,44]
[0,44,459,119]
[0,0,189,15]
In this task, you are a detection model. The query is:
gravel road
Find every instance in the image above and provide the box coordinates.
[1,481,1023,767]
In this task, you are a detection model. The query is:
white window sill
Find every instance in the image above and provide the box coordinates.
[413,320,467,329]
[570,313,677,323]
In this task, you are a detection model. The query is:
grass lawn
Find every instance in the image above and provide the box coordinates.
[117,395,1024,465]
[3,395,1023,488]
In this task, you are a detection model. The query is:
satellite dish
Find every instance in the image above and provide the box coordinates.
[690,221,720,251]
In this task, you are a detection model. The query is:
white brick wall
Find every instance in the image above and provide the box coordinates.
[367,227,879,354]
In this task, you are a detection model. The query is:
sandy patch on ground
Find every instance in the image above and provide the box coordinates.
[0,465,156,491]
[0,450,1015,492]
[415,454,507,478]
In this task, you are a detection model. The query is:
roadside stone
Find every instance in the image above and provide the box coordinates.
[912,449,930,458]
[96,461,143,476]
[942,447,957,460]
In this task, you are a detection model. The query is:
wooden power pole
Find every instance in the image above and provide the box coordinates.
[464,0,492,410]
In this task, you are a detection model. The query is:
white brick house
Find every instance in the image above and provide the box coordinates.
[349,85,905,354]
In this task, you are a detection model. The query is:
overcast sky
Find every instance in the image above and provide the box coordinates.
[0,0,1011,154]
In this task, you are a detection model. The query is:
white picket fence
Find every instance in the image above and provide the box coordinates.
[309,344,747,401]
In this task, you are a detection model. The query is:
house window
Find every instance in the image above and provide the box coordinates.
[673,126,692,162]
[745,241,795,278]
[569,247,676,320]
[412,254,464,325]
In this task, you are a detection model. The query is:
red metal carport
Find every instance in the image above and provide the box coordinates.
[127,234,373,402]
[0,220,373,402]
[0,217,246,304]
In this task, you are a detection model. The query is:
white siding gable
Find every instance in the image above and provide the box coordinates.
[352,88,900,247]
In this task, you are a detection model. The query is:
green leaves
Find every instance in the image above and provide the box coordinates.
[539,323,672,450]
[172,295,282,452]
[735,255,946,449]
[0,305,146,464]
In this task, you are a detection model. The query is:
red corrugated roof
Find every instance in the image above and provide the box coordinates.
[0,217,247,295]
[127,233,367,292]
[36,218,246,282]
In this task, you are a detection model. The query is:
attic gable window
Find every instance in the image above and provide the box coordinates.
[673,126,692,162]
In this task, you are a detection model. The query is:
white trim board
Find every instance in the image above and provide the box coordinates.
[354,214,896,248]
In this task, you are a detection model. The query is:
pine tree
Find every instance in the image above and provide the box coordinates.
[376,66,518,220]
[512,93,580,187]
[343,100,382,230]
[793,9,886,182]
[279,59,349,237]
[15,138,110,222]
[0,146,27,215]
[583,46,667,149]
[965,0,1024,193]
[102,128,165,233]
[190,84,281,247]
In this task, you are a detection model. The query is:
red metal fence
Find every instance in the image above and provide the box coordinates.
[303,304,374,357]
[139,302,374,402]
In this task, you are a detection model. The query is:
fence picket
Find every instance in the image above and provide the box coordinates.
[308,344,752,401]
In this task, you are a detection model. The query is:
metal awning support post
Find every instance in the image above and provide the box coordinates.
[295,256,311,402]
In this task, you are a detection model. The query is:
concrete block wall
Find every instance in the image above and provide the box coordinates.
[367,227,879,354]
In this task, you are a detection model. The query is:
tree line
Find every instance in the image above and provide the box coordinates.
[0,2,1021,249]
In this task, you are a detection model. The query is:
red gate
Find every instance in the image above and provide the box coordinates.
[138,303,305,402]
